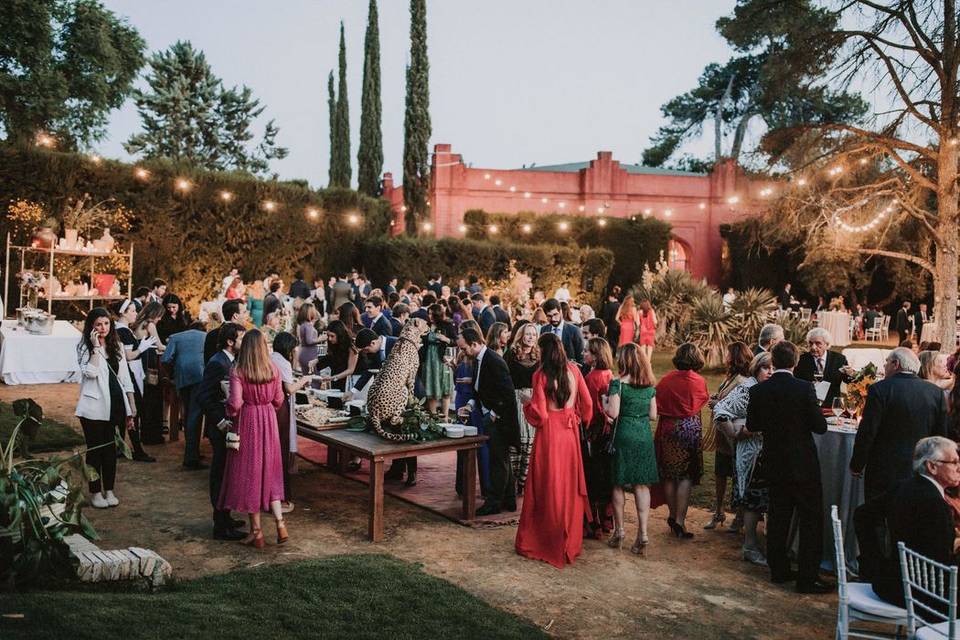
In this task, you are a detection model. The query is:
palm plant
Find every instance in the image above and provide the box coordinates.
[683,293,734,368]
[635,266,712,346]
[778,312,814,345]
[730,288,777,344]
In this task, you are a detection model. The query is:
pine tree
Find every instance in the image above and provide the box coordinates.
[330,22,352,188]
[327,70,338,187]
[402,0,431,234]
[357,0,383,197]
[125,41,286,174]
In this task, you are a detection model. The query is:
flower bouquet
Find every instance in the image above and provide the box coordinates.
[842,362,878,420]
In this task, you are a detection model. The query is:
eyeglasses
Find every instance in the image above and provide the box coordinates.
[932,459,960,467]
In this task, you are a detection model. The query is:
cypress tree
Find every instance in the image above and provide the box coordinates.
[357,0,383,197]
[327,70,338,187]
[332,21,352,187]
[402,0,431,234]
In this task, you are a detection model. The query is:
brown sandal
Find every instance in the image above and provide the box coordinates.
[276,519,289,545]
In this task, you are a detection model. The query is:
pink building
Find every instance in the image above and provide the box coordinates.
[382,143,766,283]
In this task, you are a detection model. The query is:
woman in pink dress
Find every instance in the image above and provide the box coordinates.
[616,295,638,351]
[637,299,657,360]
[516,333,594,568]
[218,329,288,549]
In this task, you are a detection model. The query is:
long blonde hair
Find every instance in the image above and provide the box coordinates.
[510,322,540,362]
[235,329,275,384]
[617,295,637,323]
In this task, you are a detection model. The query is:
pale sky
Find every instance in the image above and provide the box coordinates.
[100,0,738,188]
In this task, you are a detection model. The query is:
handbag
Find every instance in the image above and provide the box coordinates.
[225,431,240,451]
[603,415,620,456]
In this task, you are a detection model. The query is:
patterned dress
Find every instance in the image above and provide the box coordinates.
[218,364,285,513]
[713,377,768,513]
[609,379,659,486]
[653,370,710,492]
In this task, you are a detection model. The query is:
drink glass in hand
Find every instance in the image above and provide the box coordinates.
[831,397,844,421]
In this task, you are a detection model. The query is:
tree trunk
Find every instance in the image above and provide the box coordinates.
[715,73,735,161]
[934,142,959,347]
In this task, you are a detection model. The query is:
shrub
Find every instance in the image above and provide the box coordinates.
[729,287,778,345]
[680,292,733,368]
[463,209,670,291]
[355,237,614,309]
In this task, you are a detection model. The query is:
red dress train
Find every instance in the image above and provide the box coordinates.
[515,364,594,568]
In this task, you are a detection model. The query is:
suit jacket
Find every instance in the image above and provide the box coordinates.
[778,289,792,309]
[289,279,311,300]
[795,350,852,407]
[492,305,510,326]
[752,344,765,356]
[411,308,429,322]
[540,322,584,364]
[195,350,232,426]
[477,306,497,336]
[263,293,281,318]
[354,337,398,390]
[473,348,520,448]
[161,329,206,389]
[868,475,956,606]
[746,371,827,487]
[371,315,392,337]
[895,308,911,334]
[389,316,403,337]
[851,372,948,499]
[331,280,352,310]
[204,327,221,364]
[914,310,931,334]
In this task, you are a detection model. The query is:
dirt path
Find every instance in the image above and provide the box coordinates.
[4,383,834,639]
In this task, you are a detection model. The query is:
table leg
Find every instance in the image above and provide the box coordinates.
[369,457,384,542]
[463,447,477,520]
[326,444,339,469]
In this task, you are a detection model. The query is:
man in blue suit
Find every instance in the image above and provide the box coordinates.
[363,296,393,337]
[471,293,497,336]
[195,323,246,540]
[162,320,208,469]
[539,298,584,364]
[353,328,398,391]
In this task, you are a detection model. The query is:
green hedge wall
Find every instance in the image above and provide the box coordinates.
[462,209,671,291]
[356,237,614,309]
[0,145,393,311]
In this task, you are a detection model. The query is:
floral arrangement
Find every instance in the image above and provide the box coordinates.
[843,362,878,417]
[18,271,42,308]
[6,200,51,243]
[366,397,445,442]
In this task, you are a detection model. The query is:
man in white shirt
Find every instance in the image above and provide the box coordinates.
[553,281,572,303]
[722,287,736,308]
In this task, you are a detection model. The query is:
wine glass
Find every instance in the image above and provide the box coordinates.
[831,397,845,425]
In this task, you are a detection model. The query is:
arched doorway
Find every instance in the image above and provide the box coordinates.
[667,238,691,271]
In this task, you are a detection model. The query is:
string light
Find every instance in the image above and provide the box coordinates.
[664,208,673,217]
[488,224,498,234]
[494,179,502,186]
[262,200,277,212]
[596,207,604,214]
[347,213,360,225]
[88,154,102,165]
[306,207,319,219]
[828,166,844,176]
[597,218,607,227]
[578,205,585,212]
[558,202,566,208]
[509,186,516,192]
[643,208,652,215]
[134,167,150,180]
[858,158,869,165]
[35,132,55,148]
[523,192,531,198]
[558,221,569,232]
[219,190,233,202]
[521,223,532,233]
[949,139,959,147]
[727,196,740,205]
[422,222,433,231]
[541,197,549,204]
[834,203,894,233]
[457,224,467,233]
[175,178,191,192]
[401,205,408,212]
[797,178,808,186]
[483,173,491,180]
[759,187,773,197]
[698,202,706,210]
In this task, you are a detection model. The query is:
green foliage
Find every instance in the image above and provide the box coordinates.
[402,0,431,233]
[356,237,613,309]
[683,292,733,368]
[0,0,145,148]
[643,0,867,168]
[0,146,392,311]
[462,210,670,291]
[1,399,101,589]
[728,287,777,346]
[124,41,287,175]
[357,0,383,197]
[329,23,352,188]
[327,71,337,187]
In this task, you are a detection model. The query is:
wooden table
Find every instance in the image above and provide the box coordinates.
[296,426,488,541]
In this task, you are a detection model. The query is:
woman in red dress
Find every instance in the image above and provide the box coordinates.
[637,299,658,360]
[616,295,638,351]
[516,333,594,568]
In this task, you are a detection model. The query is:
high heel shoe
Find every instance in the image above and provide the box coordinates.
[243,528,265,549]
[674,522,694,539]
[667,517,682,536]
[630,536,649,555]
[607,528,625,550]
[276,519,289,545]
[703,512,726,530]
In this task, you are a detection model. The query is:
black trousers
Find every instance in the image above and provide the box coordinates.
[80,418,118,493]
[207,416,230,528]
[141,383,164,444]
[767,479,823,585]
[485,416,516,508]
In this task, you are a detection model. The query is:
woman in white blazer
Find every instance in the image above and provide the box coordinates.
[76,308,137,508]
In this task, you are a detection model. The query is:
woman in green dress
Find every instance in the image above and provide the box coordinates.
[246,280,265,327]
[422,303,456,417]
[605,343,659,555]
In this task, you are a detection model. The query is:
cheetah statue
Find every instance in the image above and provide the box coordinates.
[365,318,429,441]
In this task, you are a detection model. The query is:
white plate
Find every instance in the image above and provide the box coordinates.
[443,425,465,438]
[462,425,478,437]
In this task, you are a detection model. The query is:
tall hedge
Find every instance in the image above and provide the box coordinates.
[463,210,670,291]
[0,146,392,311]
[356,237,614,309]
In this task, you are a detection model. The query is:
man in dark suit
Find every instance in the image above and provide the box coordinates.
[794,327,855,407]
[778,282,793,310]
[353,329,398,391]
[363,296,393,337]
[263,280,283,319]
[851,347,948,501]
[195,322,246,540]
[914,303,931,341]
[288,270,311,300]
[601,287,622,346]
[490,295,510,326]
[747,340,832,594]
[863,437,959,606]
[752,323,785,356]
[457,327,519,516]
[895,301,912,344]
[539,298,584,364]
[470,293,497,336]
[204,299,247,363]
[389,302,409,337]
[426,275,443,299]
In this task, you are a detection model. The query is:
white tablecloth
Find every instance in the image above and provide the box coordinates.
[841,347,890,372]
[819,311,851,347]
[920,322,937,344]
[0,320,82,384]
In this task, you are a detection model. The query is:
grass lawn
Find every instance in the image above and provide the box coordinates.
[0,401,83,453]
[1,554,547,640]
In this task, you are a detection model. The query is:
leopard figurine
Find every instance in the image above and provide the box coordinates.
[365,318,429,441]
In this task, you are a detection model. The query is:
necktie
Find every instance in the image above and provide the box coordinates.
[816,357,824,375]
[554,326,561,337]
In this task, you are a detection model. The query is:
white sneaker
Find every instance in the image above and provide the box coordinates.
[104,490,119,507]
[90,492,109,509]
